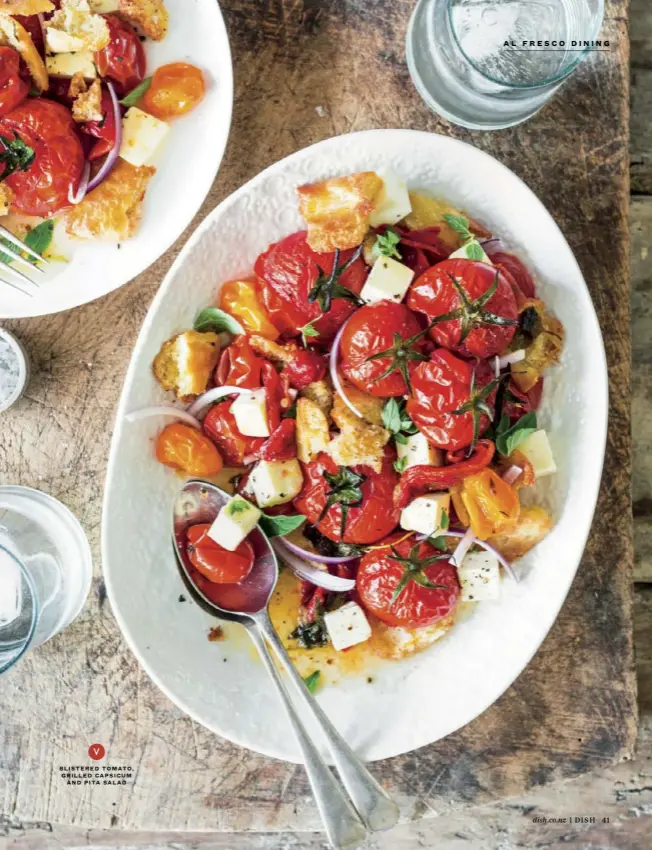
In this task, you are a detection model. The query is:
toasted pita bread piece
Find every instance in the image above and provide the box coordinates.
[119,0,168,40]
[0,1,53,14]
[72,77,102,122]
[153,330,221,400]
[327,391,389,473]
[0,15,49,91]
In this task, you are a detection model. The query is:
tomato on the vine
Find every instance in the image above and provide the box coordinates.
[143,62,205,120]
[0,47,28,118]
[0,98,84,215]
[95,14,146,94]
[156,422,224,475]
[203,400,265,466]
[357,533,460,628]
[340,300,427,397]
[255,230,367,343]
[407,349,496,451]
[407,259,518,358]
[293,448,400,544]
[186,523,254,584]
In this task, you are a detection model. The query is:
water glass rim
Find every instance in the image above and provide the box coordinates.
[0,542,38,675]
[446,0,606,90]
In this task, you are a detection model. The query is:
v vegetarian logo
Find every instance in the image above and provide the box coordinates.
[88,743,106,760]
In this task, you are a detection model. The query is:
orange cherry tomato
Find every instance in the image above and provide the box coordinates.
[452,469,520,540]
[155,422,223,476]
[186,523,254,584]
[218,279,279,340]
[143,63,206,120]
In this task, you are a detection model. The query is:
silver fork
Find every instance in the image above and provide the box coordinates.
[0,224,49,297]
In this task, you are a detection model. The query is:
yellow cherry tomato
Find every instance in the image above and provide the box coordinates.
[453,469,520,540]
[218,278,280,340]
[155,422,223,476]
[143,63,206,120]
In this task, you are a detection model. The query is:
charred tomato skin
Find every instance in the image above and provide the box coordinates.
[407,349,494,451]
[293,448,400,545]
[95,14,146,94]
[0,47,28,118]
[255,230,367,343]
[407,259,518,359]
[357,533,460,628]
[203,400,265,466]
[340,300,426,397]
[186,523,255,585]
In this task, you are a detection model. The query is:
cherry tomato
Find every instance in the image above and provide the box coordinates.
[282,348,327,390]
[218,278,280,340]
[357,533,460,628]
[186,523,254,584]
[95,15,146,94]
[255,230,368,343]
[142,62,205,120]
[407,350,495,451]
[407,259,518,359]
[0,98,84,216]
[155,422,223,476]
[80,87,117,161]
[340,301,426,397]
[0,48,28,118]
[203,400,265,466]
[484,248,536,299]
[293,448,400,544]
[216,337,265,389]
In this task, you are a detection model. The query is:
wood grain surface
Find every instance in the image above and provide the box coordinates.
[0,0,635,836]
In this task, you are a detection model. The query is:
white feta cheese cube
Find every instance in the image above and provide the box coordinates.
[324,602,372,651]
[249,459,303,509]
[449,240,492,264]
[517,429,557,478]
[458,551,500,601]
[400,493,450,536]
[360,256,414,305]
[46,27,86,53]
[119,107,170,167]
[396,432,443,470]
[207,496,261,553]
[369,168,412,227]
[230,389,270,438]
[45,51,97,79]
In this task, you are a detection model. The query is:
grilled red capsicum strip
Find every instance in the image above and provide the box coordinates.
[394,439,495,508]
[254,418,297,461]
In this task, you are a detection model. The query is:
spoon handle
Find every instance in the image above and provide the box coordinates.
[246,624,367,850]
[255,612,400,833]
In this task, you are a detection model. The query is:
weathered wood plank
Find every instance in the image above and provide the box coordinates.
[0,0,634,836]
[630,0,652,193]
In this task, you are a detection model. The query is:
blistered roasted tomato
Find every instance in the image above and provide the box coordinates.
[293,448,400,544]
[216,337,265,389]
[143,62,205,120]
[407,259,518,359]
[186,523,254,584]
[484,247,536,299]
[451,469,520,540]
[155,422,223,475]
[340,301,426,397]
[0,98,84,216]
[357,533,460,628]
[0,47,28,118]
[218,279,279,340]
[407,350,495,451]
[203,399,265,466]
[95,15,146,94]
[255,230,367,343]
[283,348,327,390]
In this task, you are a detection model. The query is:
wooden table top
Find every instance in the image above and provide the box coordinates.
[0,0,634,832]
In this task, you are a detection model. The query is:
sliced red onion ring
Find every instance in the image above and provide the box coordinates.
[68,160,90,205]
[417,528,517,582]
[449,527,476,568]
[281,535,360,565]
[502,465,523,486]
[330,319,363,419]
[187,386,253,419]
[272,539,356,591]
[480,237,507,252]
[498,349,525,369]
[86,82,122,193]
[125,405,201,429]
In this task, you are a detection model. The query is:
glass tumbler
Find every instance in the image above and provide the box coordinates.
[0,486,92,674]
[406,0,605,130]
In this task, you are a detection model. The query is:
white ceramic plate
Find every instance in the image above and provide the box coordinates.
[0,0,233,320]
[101,130,608,763]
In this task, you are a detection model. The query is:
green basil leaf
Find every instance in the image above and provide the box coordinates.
[259,513,306,538]
[194,307,244,335]
[24,220,54,259]
[303,671,321,694]
[427,535,447,552]
[283,402,297,419]
[443,213,474,242]
[496,411,538,457]
[374,227,402,260]
[440,510,450,531]
[120,77,153,107]
[466,240,484,260]
[393,455,408,473]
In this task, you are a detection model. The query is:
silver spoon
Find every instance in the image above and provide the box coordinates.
[172,480,399,849]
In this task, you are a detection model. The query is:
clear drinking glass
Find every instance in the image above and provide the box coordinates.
[0,486,92,674]
[406,0,605,129]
